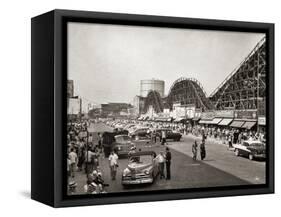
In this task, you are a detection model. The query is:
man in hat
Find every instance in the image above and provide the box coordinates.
[192,141,198,161]
[200,140,206,160]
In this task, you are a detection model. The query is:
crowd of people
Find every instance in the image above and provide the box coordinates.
[186,125,266,148]
[67,120,108,194]
[67,118,176,194]
[67,118,265,194]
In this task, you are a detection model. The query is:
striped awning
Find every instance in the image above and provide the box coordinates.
[230,120,245,128]
[218,118,233,126]
[199,119,213,124]
[209,118,223,124]
[241,121,256,129]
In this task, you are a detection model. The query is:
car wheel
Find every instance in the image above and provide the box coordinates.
[235,149,240,156]
[249,154,254,160]
[122,184,129,189]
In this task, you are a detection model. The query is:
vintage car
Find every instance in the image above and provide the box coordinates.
[122,151,159,186]
[155,128,182,141]
[233,140,266,160]
[102,131,129,157]
[129,127,150,140]
[114,134,135,158]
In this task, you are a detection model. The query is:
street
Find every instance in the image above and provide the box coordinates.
[70,122,265,195]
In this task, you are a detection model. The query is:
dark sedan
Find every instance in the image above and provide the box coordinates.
[155,129,182,141]
[114,135,135,158]
[234,140,266,160]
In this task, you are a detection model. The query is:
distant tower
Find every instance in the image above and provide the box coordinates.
[67,80,74,98]
[140,79,165,97]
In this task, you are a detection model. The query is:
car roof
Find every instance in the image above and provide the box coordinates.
[114,134,129,138]
[129,151,156,156]
[157,128,171,131]
[244,140,263,144]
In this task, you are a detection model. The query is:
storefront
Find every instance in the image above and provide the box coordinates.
[258,116,266,133]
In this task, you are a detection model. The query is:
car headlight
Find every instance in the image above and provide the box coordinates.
[123,168,130,176]
[144,170,150,175]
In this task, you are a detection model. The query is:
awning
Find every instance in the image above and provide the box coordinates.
[241,121,256,129]
[174,118,185,122]
[192,117,201,121]
[218,118,233,126]
[199,119,213,124]
[209,118,223,124]
[230,120,245,128]
[155,118,171,122]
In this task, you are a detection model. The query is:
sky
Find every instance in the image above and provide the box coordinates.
[67,22,264,106]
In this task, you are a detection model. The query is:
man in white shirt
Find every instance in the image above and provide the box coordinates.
[156,152,165,179]
[108,151,119,180]
[68,148,78,178]
[84,149,94,174]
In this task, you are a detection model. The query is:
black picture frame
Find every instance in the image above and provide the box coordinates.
[31,9,274,207]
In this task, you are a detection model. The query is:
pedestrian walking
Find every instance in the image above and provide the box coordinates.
[97,132,103,153]
[92,147,100,171]
[108,151,119,180]
[161,130,167,145]
[192,141,198,161]
[67,156,71,178]
[68,148,78,178]
[151,130,157,143]
[84,148,94,174]
[165,147,171,180]
[156,151,166,179]
[228,135,233,148]
[200,140,206,160]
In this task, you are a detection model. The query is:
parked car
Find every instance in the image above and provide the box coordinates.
[114,135,135,158]
[233,140,266,160]
[155,128,182,141]
[122,151,158,186]
[102,131,129,157]
[129,128,150,140]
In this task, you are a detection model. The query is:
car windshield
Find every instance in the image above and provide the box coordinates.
[130,155,153,164]
[115,136,130,143]
[250,143,264,147]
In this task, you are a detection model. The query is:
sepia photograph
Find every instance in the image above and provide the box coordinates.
[66,22,267,196]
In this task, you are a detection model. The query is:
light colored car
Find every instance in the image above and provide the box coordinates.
[122,151,159,186]
[129,127,150,140]
[233,140,266,160]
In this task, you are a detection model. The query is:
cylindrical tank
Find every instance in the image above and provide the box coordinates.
[140,79,165,97]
